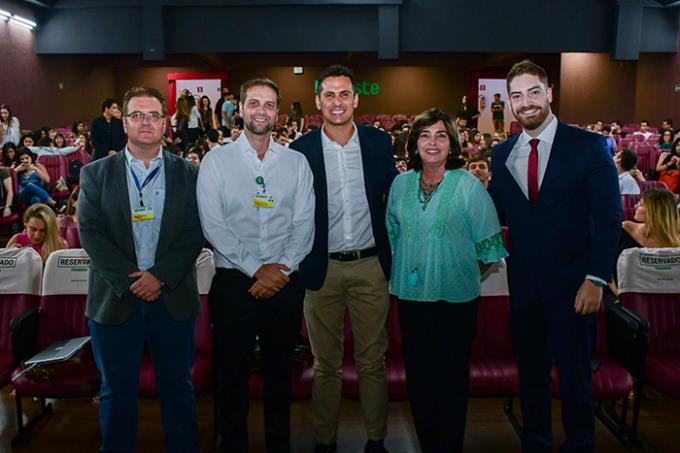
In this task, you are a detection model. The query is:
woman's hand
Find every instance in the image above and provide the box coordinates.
[2,206,10,218]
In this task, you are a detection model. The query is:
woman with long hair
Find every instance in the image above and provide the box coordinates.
[53,132,67,149]
[0,104,21,146]
[173,96,192,151]
[2,142,19,168]
[6,203,68,261]
[658,129,674,150]
[15,148,64,211]
[656,138,680,193]
[198,95,215,131]
[287,101,305,132]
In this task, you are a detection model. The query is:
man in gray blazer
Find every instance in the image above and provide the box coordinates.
[78,86,204,453]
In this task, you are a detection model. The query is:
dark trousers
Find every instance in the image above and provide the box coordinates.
[210,269,304,453]
[511,296,597,453]
[398,298,479,453]
[88,297,197,453]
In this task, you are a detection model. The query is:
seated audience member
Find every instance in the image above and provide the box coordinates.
[372,119,383,129]
[0,104,21,146]
[615,149,641,195]
[206,128,221,149]
[633,120,653,139]
[0,165,13,217]
[656,138,680,193]
[6,203,68,261]
[76,133,93,155]
[72,120,88,138]
[602,125,618,155]
[21,133,35,148]
[2,142,19,168]
[53,132,67,149]
[661,118,673,132]
[185,149,201,167]
[606,188,680,299]
[57,185,79,228]
[15,148,64,211]
[466,155,491,188]
[658,129,673,150]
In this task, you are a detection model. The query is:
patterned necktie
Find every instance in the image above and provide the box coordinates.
[528,138,539,204]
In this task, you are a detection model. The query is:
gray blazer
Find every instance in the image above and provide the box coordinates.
[78,150,204,325]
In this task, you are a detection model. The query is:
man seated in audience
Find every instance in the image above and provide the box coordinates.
[206,128,221,149]
[661,118,673,132]
[616,149,641,195]
[633,120,653,139]
[466,155,491,189]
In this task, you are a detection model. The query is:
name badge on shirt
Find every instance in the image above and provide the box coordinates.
[132,206,154,221]
[253,193,275,209]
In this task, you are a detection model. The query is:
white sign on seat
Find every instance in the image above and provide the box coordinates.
[0,248,42,295]
[196,248,216,296]
[618,247,680,294]
[42,249,90,296]
[480,258,509,297]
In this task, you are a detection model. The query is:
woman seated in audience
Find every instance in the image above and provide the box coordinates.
[53,132,67,149]
[607,188,680,299]
[15,149,64,211]
[6,203,68,261]
[57,185,79,228]
[656,138,680,193]
[386,108,507,453]
[0,165,13,217]
[21,133,35,148]
[72,120,87,138]
[76,132,93,155]
[0,104,21,146]
[658,129,674,150]
[2,142,19,168]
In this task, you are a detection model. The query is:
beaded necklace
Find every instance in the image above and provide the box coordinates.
[417,172,445,211]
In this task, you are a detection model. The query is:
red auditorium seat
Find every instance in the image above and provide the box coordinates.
[639,180,668,192]
[10,249,98,447]
[35,154,70,199]
[0,248,42,389]
[138,248,215,397]
[0,168,21,233]
[618,247,680,398]
[621,194,642,221]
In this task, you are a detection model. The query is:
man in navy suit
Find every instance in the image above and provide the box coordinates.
[290,65,397,453]
[488,60,621,453]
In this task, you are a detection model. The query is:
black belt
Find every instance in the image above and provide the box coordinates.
[329,247,377,262]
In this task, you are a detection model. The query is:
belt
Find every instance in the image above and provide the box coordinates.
[329,247,377,262]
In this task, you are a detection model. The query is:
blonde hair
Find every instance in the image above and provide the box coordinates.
[642,189,680,247]
[23,203,63,261]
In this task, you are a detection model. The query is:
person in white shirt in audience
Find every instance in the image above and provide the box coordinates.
[197,78,315,453]
[633,120,653,139]
[615,149,641,195]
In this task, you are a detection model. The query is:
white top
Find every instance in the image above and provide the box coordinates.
[1,117,20,146]
[42,249,90,296]
[617,247,680,294]
[197,133,315,277]
[506,116,558,199]
[633,131,653,139]
[188,106,201,129]
[321,124,375,252]
[618,171,641,195]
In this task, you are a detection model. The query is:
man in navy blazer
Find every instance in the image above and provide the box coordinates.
[290,65,397,453]
[488,60,621,453]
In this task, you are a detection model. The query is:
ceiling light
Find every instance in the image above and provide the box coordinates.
[0,9,11,20]
[12,15,37,27]
[9,18,33,30]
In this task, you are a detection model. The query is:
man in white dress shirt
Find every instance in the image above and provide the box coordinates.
[197,78,315,453]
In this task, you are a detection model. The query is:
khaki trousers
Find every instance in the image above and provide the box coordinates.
[304,255,390,444]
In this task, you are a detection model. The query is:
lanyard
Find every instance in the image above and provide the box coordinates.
[129,163,161,207]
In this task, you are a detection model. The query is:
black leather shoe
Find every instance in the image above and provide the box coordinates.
[313,442,337,453]
[364,439,388,453]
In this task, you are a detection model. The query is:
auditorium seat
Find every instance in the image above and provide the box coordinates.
[0,168,21,233]
[0,248,42,389]
[138,248,215,397]
[10,249,98,447]
[621,194,641,221]
[618,247,680,398]
[639,180,668,192]
[35,154,70,200]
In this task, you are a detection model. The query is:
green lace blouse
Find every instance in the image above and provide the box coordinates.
[386,169,508,303]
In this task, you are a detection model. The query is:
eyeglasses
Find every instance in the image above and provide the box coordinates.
[125,111,165,124]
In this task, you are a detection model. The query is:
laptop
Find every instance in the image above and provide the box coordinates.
[24,336,91,366]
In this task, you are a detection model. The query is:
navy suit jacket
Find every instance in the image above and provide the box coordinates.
[290,125,398,290]
[488,121,621,302]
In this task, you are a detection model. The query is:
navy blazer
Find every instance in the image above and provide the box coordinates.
[488,121,621,301]
[290,125,398,290]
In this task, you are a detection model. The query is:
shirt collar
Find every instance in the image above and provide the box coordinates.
[124,146,163,166]
[235,130,282,156]
[321,122,359,148]
[517,115,558,148]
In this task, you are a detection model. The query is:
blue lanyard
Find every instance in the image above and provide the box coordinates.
[129,163,161,207]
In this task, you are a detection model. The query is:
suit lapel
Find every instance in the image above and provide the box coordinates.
[113,152,135,242]
[496,135,528,203]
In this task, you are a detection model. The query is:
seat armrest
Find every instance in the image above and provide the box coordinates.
[10,307,39,368]
[605,303,649,379]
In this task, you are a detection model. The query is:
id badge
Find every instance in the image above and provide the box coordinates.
[132,206,154,221]
[253,193,275,209]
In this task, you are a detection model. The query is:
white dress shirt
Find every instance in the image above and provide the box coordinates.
[618,171,641,195]
[197,133,315,277]
[321,124,375,252]
[506,115,558,198]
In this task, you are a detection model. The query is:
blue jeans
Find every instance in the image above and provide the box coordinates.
[19,182,52,205]
[88,297,197,453]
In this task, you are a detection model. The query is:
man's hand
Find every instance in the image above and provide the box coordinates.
[254,264,290,292]
[128,271,163,302]
[574,279,602,315]
[248,281,276,300]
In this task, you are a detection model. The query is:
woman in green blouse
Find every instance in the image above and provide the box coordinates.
[386,108,507,453]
